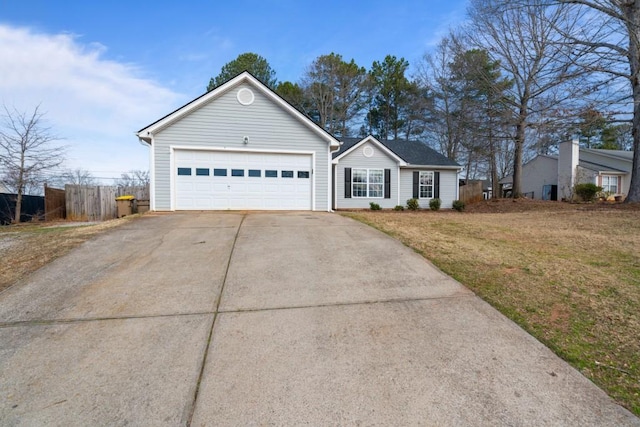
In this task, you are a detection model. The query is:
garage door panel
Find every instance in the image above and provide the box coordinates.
[175,150,312,210]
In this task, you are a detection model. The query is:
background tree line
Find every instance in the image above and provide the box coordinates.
[209,0,640,202]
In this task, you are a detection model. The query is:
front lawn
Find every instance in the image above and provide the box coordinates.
[345,206,640,416]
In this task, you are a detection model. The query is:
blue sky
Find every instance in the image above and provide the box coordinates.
[0,0,468,183]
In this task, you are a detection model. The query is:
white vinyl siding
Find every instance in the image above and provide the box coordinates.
[335,142,398,209]
[519,156,560,200]
[400,169,458,209]
[152,82,330,211]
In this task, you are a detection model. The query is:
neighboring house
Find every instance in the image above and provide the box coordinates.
[332,136,461,209]
[137,71,460,211]
[137,72,340,211]
[0,183,9,193]
[500,139,633,200]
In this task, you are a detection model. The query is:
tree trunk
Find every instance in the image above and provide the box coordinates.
[626,4,640,203]
[14,153,26,223]
[512,116,526,198]
[14,191,22,223]
[489,136,500,199]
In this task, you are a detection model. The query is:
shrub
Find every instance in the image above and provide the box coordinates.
[393,205,405,211]
[452,200,465,212]
[574,183,603,202]
[429,198,441,211]
[369,202,381,210]
[407,198,420,211]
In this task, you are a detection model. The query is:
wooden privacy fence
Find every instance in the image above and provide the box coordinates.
[65,185,149,221]
[459,180,484,205]
[44,185,66,221]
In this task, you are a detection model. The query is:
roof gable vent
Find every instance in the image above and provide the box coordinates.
[237,88,255,106]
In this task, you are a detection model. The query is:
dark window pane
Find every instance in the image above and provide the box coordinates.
[248,169,261,177]
[213,168,227,176]
[282,170,294,178]
[353,183,367,197]
[265,170,278,178]
[196,168,209,176]
[298,171,310,179]
[177,167,191,176]
[231,169,244,177]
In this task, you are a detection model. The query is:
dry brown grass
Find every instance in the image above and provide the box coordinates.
[346,207,640,415]
[0,217,134,293]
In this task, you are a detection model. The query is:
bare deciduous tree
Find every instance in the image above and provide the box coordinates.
[467,0,587,197]
[0,105,64,223]
[116,170,150,188]
[58,168,96,186]
[551,0,640,202]
[418,36,467,161]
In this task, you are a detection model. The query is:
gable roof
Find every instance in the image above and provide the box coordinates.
[579,159,629,173]
[137,71,340,148]
[333,135,406,164]
[584,148,633,161]
[333,136,460,168]
[500,148,633,184]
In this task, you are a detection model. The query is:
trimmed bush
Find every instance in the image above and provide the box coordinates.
[393,205,405,211]
[407,198,420,211]
[452,200,465,212]
[369,202,381,210]
[429,198,441,211]
[574,183,603,202]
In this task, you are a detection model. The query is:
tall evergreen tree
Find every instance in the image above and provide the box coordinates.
[450,48,513,195]
[301,53,366,136]
[368,55,411,140]
[207,52,277,91]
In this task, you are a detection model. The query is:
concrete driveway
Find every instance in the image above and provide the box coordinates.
[0,212,638,426]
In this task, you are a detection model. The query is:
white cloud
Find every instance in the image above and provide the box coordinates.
[0,24,184,180]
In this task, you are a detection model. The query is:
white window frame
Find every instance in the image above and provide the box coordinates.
[419,171,434,199]
[601,175,620,194]
[352,168,384,198]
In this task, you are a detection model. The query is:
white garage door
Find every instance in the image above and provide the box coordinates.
[174,150,312,210]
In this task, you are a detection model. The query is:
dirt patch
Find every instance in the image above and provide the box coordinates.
[464,198,640,213]
[0,217,137,293]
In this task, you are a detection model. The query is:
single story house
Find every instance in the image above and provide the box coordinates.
[500,139,633,200]
[137,71,460,211]
[332,137,461,209]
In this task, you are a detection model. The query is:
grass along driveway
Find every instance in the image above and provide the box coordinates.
[0,217,135,293]
[345,209,640,416]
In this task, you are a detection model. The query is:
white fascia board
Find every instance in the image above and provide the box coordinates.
[401,165,462,171]
[169,145,316,156]
[333,136,406,165]
[137,72,340,149]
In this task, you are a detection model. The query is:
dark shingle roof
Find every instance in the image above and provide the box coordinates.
[334,137,460,167]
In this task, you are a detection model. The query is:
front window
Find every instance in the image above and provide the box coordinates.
[601,175,619,193]
[352,168,383,198]
[419,171,434,198]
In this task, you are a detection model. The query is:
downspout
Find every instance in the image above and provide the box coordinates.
[397,166,401,206]
[137,132,154,211]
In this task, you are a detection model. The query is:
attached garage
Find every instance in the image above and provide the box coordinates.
[137,72,339,211]
[173,149,313,210]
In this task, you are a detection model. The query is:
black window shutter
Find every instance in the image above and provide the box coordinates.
[434,171,440,199]
[344,168,351,199]
[384,169,391,199]
[413,171,419,198]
